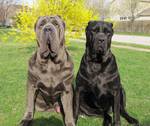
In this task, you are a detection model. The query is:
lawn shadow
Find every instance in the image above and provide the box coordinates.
[141,120,150,126]
[67,45,79,52]
[26,45,36,54]
[33,116,63,126]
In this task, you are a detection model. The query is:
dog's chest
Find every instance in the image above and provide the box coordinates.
[87,62,117,82]
[91,73,108,95]
[86,63,118,94]
[31,61,65,88]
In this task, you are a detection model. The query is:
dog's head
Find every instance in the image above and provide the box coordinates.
[85,21,113,62]
[35,15,65,59]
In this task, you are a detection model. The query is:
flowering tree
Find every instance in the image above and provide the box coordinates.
[16,0,97,43]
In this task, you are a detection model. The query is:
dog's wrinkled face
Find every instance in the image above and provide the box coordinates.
[86,21,113,61]
[35,15,65,59]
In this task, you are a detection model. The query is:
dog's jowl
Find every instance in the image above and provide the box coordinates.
[74,21,139,126]
[20,16,75,126]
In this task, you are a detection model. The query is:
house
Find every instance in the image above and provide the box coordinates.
[110,1,150,21]
[0,3,30,27]
[136,8,150,20]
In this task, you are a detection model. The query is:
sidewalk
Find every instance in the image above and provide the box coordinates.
[112,34,150,46]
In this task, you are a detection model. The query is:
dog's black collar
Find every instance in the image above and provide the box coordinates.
[86,49,112,63]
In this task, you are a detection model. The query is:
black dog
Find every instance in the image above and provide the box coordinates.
[74,21,139,126]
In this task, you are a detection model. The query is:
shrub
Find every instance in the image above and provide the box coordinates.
[15,0,98,44]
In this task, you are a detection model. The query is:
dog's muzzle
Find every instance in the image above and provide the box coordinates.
[40,25,58,59]
[94,33,107,54]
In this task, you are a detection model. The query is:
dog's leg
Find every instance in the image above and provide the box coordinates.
[61,85,75,126]
[120,88,139,126]
[113,90,121,126]
[20,80,36,126]
[120,108,139,126]
[74,87,81,124]
[103,113,112,126]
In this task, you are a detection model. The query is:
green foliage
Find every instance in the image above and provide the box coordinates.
[105,18,117,29]
[15,0,98,43]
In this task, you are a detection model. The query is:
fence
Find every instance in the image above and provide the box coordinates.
[114,20,150,34]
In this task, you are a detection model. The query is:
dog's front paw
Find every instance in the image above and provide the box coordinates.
[66,122,75,126]
[133,122,140,126]
[103,121,112,126]
[113,124,120,126]
[129,118,140,126]
[19,119,32,126]
[113,122,121,126]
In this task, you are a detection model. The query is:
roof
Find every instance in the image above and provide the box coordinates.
[138,8,150,17]
[140,0,150,3]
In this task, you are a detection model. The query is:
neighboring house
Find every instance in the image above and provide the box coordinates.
[111,8,150,21]
[6,5,22,26]
[136,8,150,20]
[119,8,150,21]
[0,4,30,27]
[113,10,150,33]
[110,0,150,21]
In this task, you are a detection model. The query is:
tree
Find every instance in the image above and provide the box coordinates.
[0,0,15,26]
[127,0,140,22]
[85,0,116,20]
[16,0,97,43]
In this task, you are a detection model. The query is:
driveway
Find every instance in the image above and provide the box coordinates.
[112,34,150,46]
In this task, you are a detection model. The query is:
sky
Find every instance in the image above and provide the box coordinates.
[17,0,113,6]
[16,0,34,6]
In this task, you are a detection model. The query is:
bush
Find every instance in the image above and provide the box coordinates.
[15,0,98,44]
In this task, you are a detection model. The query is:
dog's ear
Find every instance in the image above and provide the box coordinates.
[56,15,65,29]
[109,23,114,35]
[86,21,92,31]
[85,24,92,47]
[34,16,42,31]
[34,21,37,31]
[87,21,97,31]
[62,21,66,29]
[109,22,113,28]
[88,20,95,25]
[57,15,62,19]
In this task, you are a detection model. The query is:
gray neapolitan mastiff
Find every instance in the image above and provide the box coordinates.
[20,15,75,126]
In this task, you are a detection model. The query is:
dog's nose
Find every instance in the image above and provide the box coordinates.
[98,38,105,43]
[44,27,52,32]
[50,52,57,59]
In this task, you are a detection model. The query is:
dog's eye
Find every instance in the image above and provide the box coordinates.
[55,23,59,27]
[91,30,95,34]
[106,31,112,36]
[52,22,59,28]
[39,21,46,27]
[91,28,98,33]
[55,22,58,25]
[108,32,111,35]
[104,28,108,33]
[104,28,111,35]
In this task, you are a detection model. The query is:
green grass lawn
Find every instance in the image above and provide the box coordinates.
[0,28,19,43]
[0,41,150,126]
